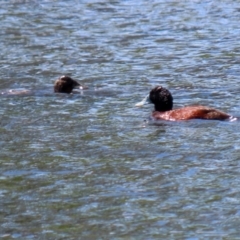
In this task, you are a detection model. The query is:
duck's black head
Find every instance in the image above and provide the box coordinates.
[149,86,173,111]
[54,76,82,94]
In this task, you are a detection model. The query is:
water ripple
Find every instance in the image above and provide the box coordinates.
[1,0,240,239]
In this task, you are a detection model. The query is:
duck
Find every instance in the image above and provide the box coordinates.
[136,86,233,121]
[54,75,85,93]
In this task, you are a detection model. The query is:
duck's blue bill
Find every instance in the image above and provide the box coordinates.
[135,94,151,107]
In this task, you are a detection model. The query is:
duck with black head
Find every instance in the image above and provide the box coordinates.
[136,86,235,121]
[54,75,86,94]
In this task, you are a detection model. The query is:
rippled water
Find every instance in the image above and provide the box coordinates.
[1,0,240,239]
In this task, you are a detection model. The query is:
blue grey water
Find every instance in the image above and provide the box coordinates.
[1,0,240,239]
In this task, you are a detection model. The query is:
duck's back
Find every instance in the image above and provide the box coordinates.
[152,106,230,121]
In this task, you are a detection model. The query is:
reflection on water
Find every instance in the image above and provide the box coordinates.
[1,0,240,239]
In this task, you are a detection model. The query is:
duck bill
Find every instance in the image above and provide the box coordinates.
[135,94,151,107]
[77,84,88,90]
[73,81,88,90]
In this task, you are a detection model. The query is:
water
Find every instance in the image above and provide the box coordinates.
[1,0,240,239]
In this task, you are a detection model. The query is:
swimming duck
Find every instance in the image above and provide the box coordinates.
[54,75,84,93]
[136,86,233,121]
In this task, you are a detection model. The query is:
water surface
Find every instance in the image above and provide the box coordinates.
[1,0,240,239]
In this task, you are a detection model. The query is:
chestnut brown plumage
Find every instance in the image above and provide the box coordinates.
[137,86,232,121]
